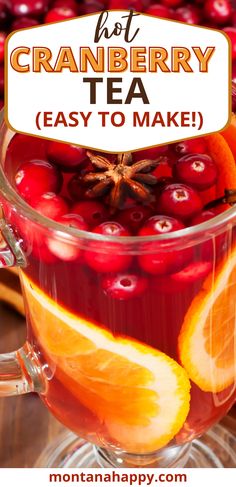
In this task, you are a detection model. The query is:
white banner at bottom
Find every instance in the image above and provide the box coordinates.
[0,468,235,487]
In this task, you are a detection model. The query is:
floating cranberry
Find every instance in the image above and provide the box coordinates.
[170,261,213,284]
[72,200,109,227]
[204,0,232,25]
[152,260,212,293]
[0,31,6,63]
[93,221,130,237]
[15,160,62,202]
[174,138,207,155]
[139,215,185,236]
[174,4,201,24]
[10,0,49,17]
[223,27,236,60]
[48,213,88,262]
[117,205,152,233]
[102,273,148,300]
[138,215,191,275]
[145,4,173,19]
[57,213,88,231]
[191,209,218,226]
[158,183,203,221]
[11,16,39,29]
[138,242,191,276]
[45,6,76,22]
[30,192,69,220]
[173,154,217,190]
[85,240,132,274]
[47,141,87,171]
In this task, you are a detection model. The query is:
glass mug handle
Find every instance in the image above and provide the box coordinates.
[0,209,44,397]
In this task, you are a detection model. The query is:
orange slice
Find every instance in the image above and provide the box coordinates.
[21,271,191,454]
[179,248,236,393]
[222,113,236,161]
[205,132,236,197]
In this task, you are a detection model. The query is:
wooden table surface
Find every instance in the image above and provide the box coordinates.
[0,302,235,468]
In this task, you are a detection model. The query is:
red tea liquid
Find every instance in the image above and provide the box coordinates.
[2,133,236,453]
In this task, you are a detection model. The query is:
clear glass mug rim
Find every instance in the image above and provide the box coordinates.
[1,111,236,245]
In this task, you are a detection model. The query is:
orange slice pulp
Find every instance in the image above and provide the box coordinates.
[179,248,236,393]
[21,271,191,454]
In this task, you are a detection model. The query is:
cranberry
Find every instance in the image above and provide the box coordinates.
[145,5,173,19]
[11,16,39,29]
[223,28,236,60]
[57,213,87,231]
[0,1,10,28]
[0,64,4,95]
[117,205,152,233]
[72,200,109,227]
[158,183,203,221]
[48,213,88,262]
[173,154,217,190]
[132,145,169,162]
[15,160,62,202]
[139,215,185,236]
[170,261,213,284]
[52,0,78,10]
[232,60,236,84]
[67,174,87,201]
[160,0,183,6]
[174,138,207,155]
[138,215,192,275]
[10,0,49,17]
[152,161,172,179]
[204,0,232,25]
[80,0,103,14]
[191,209,218,226]
[45,6,76,22]
[0,98,3,110]
[232,9,236,26]
[0,31,6,63]
[152,261,212,293]
[138,242,191,276]
[30,192,69,220]
[102,273,148,300]
[85,240,132,274]
[47,142,87,172]
[93,221,130,237]
[154,177,174,197]
[108,0,141,9]
[174,5,201,24]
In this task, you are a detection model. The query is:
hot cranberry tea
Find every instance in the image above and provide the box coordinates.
[1,130,236,455]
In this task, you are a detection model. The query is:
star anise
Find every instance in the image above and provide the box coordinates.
[82,151,164,210]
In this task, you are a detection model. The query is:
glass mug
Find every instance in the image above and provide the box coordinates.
[0,117,236,468]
